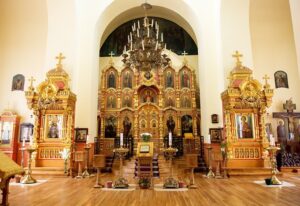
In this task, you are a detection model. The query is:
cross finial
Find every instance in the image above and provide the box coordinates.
[181,51,188,57]
[181,51,188,65]
[232,50,243,67]
[56,53,65,65]
[28,76,36,90]
[109,51,115,66]
[55,53,65,71]
[109,51,115,58]
[263,74,270,85]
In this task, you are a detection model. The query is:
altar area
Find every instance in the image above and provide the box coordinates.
[98,58,201,156]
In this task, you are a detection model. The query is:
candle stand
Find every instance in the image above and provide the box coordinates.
[221,148,228,179]
[82,145,91,178]
[21,147,37,184]
[113,147,129,188]
[204,146,215,178]
[163,147,179,188]
[19,147,26,168]
[266,146,281,185]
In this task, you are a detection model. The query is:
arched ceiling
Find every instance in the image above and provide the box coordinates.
[100,5,197,48]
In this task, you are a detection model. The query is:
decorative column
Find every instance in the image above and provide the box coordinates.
[193,115,197,136]
[177,116,181,136]
[100,116,105,138]
[159,113,164,151]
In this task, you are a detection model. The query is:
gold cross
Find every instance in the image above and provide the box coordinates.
[56,53,65,65]
[109,51,115,58]
[232,50,243,66]
[181,51,188,56]
[262,74,270,85]
[28,76,36,88]
[108,51,115,66]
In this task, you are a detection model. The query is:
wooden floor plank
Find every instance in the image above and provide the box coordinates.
[3,173,300,206]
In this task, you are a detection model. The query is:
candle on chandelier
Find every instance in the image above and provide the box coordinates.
[137,29,139,37]
[138,20,140,29]
[123,46,126,54]
[147,27,150,37]
[130,41,133,51]
[169,132,172,147]
[151,19,154,27]
[161,32,164,42]
[155,41,158,50]
[120,133,124,147]
[134,22,136,31]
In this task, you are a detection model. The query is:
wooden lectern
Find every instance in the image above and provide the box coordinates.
[185,154,198,188]
[74,151,84,179]
[93,154,106,188]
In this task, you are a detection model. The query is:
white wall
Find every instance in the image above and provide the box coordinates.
[250,0,300,138]
[0,0,48,122]
[289,0,300,78]
[1,0,299,139]
[221,0,253,82]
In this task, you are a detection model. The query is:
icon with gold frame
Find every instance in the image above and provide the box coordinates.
[44,114,63,140]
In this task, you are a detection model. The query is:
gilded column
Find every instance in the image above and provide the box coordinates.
[259,106,269,148]
[193,115,197,136]
[133,112,139,153]
[159,113,164,150]
[117,114,120,136]
[177,115,181,136]
[100,116,105,138]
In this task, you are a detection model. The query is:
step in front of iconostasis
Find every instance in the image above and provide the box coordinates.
[225,167,277,176]
[134,154,160,177]
[30,167,65,176]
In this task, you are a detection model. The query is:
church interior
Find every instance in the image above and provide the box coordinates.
[1,0,300,205]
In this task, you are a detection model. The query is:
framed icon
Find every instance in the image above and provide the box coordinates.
[75,128,88,142]
[209,128,223,143]
[211,114,219,124]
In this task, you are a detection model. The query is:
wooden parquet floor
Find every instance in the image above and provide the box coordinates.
[4,173,300,206]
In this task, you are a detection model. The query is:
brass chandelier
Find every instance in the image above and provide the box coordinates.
[122,2,170,78]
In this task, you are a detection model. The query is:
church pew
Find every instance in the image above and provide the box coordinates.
[0,151,24,206]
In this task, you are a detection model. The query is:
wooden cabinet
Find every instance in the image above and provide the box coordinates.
[0,110,20,162]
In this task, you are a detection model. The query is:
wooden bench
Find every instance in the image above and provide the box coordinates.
[0,151,24,206]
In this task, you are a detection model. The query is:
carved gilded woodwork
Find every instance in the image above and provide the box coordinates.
[99,63,201,153]
[221,51,273,167]
[25,53,76,167]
